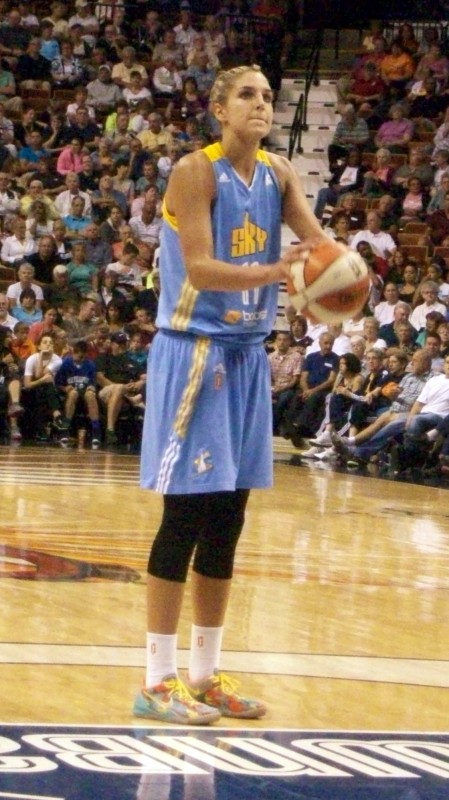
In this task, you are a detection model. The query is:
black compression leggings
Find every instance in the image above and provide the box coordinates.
[148,489,250,582]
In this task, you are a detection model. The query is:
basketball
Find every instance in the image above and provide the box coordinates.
[286,240,370,323]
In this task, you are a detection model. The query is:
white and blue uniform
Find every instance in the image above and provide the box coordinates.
[140,142,282,494]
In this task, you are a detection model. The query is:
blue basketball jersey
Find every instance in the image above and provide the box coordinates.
[156,142,282,345]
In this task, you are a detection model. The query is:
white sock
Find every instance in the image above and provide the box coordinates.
[188,625,224,683]
[145,632,178,688]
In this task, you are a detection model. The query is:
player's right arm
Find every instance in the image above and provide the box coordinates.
[164,152,306,292]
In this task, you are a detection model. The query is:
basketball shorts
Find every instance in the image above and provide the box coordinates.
[140,330,273,495]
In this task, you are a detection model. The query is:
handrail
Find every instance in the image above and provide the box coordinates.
[288,92,304,160]
[287,28,323,159]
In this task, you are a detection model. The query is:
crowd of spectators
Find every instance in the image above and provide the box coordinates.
[0,0,288,448]
[268,22,449,481]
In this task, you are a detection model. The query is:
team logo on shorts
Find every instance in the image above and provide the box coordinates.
[213,363,226,390]
[193,449,214,475]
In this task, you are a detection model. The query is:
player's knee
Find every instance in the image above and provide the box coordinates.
[147,495,206,582]
[193,491,248,580]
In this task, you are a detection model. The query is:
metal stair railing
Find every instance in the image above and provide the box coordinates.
[288,28,323,159]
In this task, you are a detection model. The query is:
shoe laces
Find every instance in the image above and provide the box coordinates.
[213,671,240,696]
[164,676,197,704]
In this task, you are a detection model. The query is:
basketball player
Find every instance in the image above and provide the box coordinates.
[134,65,328,724]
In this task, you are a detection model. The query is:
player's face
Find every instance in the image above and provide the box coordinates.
[215,71,274,141]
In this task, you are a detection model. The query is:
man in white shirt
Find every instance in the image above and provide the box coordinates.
[0,171,19,217]
[174,8,197,52]
[410,281,447,331]
[54,172,92,217]
[374,282,400,325]
[129,199,162,246]
[6,263,44,309]
[350,210,397,259]
[0,292,17,330]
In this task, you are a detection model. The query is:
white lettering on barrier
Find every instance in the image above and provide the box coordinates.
[10,734,449,779]
[151,735,349,777]
[22,735,205,775]
[291,740,420,778]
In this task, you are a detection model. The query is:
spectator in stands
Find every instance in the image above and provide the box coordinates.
[61,106,100,148]
[415,42,449,87]
[0,172,19,218]
[380,40,415,95]
[285,332,339,447]
[377,193,400,238]
[11,288,42,325]
[410,281,447,331]
[28,235,60,284]
[123,70,153,110]
[137,111,174,154]
[374,282,400,326]
[398,177,429,225]
[427,190,449,245]
[87,64,123,115]
[334,192,367,230]
[314,148,366,219]
[0,61,21,115]
[68,0,99,48]
[52,219,72,264]
[362,148,395,196]
[129,199,162,247]
[95,330,146,447]
[55,172,92,218]
[55,338,101,448]
[43,266,80,312]
[51,40,84,88]
[151,28,184,69]
[378,301,414,347]
[324,210,353,245]
[18,131,49,172]
[0,8,31,68]
[42,2,69,39]
[23,331,68,440]
[6,263,43,309]
[63,195,92,240]
[152,54,183,99]
[83,223,112,270]
[25,200,55,240]
[65,243,97,300]
[268,330,302,435]
[62,296,96,346]
[332,349,434,464]
[328,104,370,169]
[173,7,198,53]
[16,36,52,92]
[350,210,397,259]
[112,46,149,91]
[56,138,84,177]
[374,103,414,153]
[397,261,420,303]
[392,147,435,191]
[0,293,16,331]
[1,218,37,267]
[363,316,387,351]
[99,204,125,245]
[39,20,60,64]
[346,61,386,111]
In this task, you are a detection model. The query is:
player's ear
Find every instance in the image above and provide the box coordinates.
[212,101,226,123]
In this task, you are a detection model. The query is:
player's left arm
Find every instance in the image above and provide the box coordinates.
[269,154,329,245]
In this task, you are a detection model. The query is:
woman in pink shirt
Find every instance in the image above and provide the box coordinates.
[56,138,84,176]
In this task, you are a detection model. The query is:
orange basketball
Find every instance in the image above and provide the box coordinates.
[286,240,370,323]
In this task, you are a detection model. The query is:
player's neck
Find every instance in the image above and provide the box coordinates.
[220,136,260,185]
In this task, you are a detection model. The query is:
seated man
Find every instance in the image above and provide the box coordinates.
[55,339,102,448]
[268,331,302,435]
[96,331,146,447]
[284,332,339,447]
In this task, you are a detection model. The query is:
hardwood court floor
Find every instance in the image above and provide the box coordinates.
[0,444,448,731]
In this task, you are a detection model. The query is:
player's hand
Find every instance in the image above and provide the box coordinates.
[279,238,326,280]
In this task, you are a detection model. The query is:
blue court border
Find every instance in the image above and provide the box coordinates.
[0,725,448,799]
